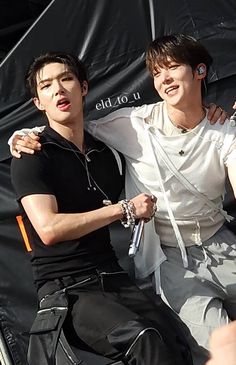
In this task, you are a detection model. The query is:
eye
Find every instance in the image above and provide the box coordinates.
[153,70,160,77]
[169,64,179,70]
[41,83,50,90]
[62,75,74,81]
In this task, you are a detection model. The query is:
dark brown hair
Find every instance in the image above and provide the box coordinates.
[146,33,213,76]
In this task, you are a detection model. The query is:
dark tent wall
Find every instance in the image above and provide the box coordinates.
[0,0,51,63]
[1,0,236,161]
[0,0,236,363]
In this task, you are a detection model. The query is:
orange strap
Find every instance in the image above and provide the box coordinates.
[16,215,32,252]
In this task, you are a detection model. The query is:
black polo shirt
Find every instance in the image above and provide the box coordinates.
[11,126,125,286]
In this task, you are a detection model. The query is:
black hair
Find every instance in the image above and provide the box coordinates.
[26,51,88,97]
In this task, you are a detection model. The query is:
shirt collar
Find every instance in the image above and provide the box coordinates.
[42,125,105,152]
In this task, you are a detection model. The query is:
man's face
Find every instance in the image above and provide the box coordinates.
[33,62,87,125]
[152,60,201,108]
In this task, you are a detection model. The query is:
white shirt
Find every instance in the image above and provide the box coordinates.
[87,101,236,274]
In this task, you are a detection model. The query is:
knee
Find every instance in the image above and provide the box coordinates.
[130,326,194,365]
[125,326,173,365]
[126,325,163,352]
[108,320,177,365]
[107,319,162,350]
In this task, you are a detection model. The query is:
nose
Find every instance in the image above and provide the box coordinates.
[160,69,172,84]
[53,79,65,96]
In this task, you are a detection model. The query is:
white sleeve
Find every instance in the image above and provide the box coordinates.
[222,123,236,166]
[85,107,137,154]
[8,126,46,153]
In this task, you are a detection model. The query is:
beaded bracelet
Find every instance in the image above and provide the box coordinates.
[118,199,136,228]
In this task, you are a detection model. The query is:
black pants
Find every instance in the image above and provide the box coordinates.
[36,266,192,365]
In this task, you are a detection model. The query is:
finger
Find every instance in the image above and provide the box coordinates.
[17,138,41,151]
[11,134,27,152]
[211,107,227,125]
[219,110,229,125]
[12,150,22,158]
[12,134,24,146]
[151,203,157,218]
[208,105,223,124]
[27,132,41,141]
[205,103,216,122]
[23,134,41,146]
[150,194,157,203]
[205,103,227,124]
[14,145,36,155]
[233,102,236,110]
[214,107,223,124]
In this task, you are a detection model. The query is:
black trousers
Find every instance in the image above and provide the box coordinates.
[37,268,192,365]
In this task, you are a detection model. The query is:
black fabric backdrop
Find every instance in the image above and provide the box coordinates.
[0,0,236,363]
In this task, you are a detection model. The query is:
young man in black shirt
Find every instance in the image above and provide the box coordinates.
[11,52,192,365]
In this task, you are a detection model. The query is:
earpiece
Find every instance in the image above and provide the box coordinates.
[197,66,205,75]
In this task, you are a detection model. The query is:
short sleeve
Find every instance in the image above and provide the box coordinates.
[11,151,54,201]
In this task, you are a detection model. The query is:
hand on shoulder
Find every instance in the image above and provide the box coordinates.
[205,103,228,125]
[8,129,43,158]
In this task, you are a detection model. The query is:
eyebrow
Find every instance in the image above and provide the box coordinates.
[38,71,73,85]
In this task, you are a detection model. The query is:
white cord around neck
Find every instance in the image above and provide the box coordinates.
[63,140,111,204]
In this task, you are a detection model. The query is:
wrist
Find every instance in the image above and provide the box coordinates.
[118,199,136,228]
[112,202,125,220]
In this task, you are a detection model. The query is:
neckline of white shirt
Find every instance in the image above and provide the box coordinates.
[151,103,207,137]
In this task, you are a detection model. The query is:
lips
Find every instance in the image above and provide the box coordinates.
[165,85,179,94]
[56,98,71,111]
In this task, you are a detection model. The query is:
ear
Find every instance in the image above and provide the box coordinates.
[33,97,45,111]
[81,81,88,96]
[195,63,206,79]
